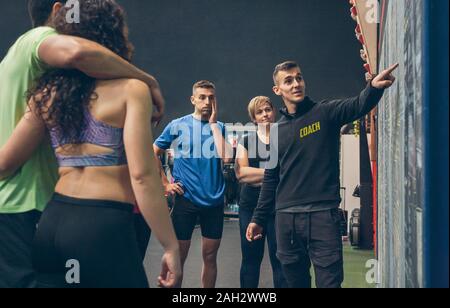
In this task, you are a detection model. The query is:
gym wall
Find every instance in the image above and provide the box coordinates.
[377,0,425,288]
[0,0,367,134]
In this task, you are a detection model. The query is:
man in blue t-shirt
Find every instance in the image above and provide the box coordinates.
[154,80,233,288]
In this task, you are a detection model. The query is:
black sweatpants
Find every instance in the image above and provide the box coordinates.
[0,210,41,288]
[276,209,344,288]
[32,194,149,288]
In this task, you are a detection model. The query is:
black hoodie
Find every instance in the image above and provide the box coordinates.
[251,83,385,227]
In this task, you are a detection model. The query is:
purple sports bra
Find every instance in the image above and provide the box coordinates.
[49,109,127,167]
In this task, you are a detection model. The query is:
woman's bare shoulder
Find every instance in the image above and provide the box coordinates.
[98,78,147,88]
[97,79,150,97]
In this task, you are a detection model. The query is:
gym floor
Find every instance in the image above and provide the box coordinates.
[144,219,375,288]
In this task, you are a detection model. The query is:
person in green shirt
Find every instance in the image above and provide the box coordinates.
[0,0,166,288]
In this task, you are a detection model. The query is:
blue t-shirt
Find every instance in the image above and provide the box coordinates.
[155,114,226,207]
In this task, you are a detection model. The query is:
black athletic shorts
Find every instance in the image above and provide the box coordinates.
[171,195,224,241]
[33,193,149,288]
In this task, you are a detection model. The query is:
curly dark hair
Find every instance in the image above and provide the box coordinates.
[29,0,134,144]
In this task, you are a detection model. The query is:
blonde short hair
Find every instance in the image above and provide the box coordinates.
[248,96,274,122]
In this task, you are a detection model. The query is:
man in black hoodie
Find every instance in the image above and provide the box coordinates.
[247,61,398,288]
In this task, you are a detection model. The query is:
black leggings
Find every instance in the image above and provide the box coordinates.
[32,194,149,288]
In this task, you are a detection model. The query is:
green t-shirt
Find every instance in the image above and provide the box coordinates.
[0,27,59,213]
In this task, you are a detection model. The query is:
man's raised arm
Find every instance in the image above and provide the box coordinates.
[39,35,164,122]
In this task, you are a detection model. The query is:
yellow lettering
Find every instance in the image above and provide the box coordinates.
[300,122,321,139]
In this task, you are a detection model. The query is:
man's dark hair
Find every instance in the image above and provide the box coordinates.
[273,61,300,84]
[28,0,67,27]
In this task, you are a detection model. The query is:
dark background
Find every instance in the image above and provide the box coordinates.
[0,0,366,134]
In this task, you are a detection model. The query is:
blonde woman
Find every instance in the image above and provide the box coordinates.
[235,97,287,288]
